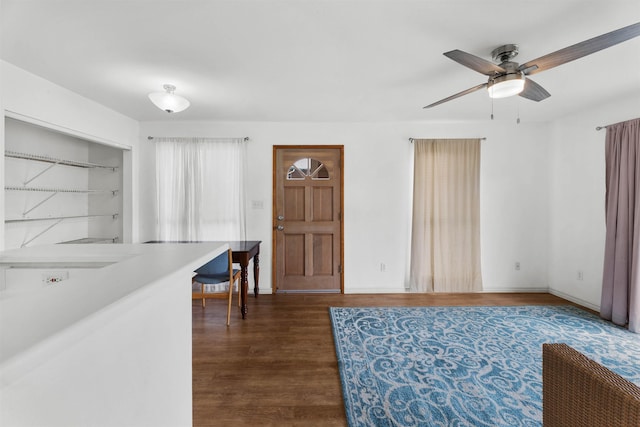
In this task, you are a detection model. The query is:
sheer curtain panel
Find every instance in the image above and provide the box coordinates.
[601,118,640,333]
[155,137,247,241]
[410,139,482,293]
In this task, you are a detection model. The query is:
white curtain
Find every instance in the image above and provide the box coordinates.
[155,137,247,241]
[410,138,482,293]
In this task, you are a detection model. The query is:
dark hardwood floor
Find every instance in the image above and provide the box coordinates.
[192,292,583,426]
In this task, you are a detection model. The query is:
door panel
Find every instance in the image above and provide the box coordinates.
[312,187,333,221]
[273,147,343,293]
[313,234,333,275]
[284,188,305,220]
[284,234,305,275]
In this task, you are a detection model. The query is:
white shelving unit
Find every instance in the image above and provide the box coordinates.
[4,118,124,248]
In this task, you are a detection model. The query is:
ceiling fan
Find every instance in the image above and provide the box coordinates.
[424,22,640,109]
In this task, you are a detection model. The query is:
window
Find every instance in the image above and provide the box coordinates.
[287,158,329,180]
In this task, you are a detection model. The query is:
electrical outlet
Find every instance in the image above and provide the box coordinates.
[42,271,69,285]
[380,263,386,272]
[515,262,521,271]
[577,270,584,281]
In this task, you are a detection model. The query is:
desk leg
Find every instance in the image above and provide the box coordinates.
[253,254,260,297]
[240,263,248,319]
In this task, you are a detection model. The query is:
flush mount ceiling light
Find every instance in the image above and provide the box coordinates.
[487,72,526,99]
[148,84,190,113]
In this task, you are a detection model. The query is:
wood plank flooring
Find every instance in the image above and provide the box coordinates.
[192,292,584,426]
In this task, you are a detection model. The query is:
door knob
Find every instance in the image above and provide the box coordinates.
[277,215,285,221]
[276,225,284,231]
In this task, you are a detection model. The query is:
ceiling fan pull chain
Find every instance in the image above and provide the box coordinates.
[517,98,521,124]
[491,97,494,120]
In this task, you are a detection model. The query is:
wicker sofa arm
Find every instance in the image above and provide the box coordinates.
[543,343,640,427]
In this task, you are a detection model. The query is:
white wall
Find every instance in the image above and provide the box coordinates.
[1,61,140,247]
[88,143,124,242]
[8,56,636,302]
[547,93,640,310]
[0,18,5,248]
[140,117,551,294]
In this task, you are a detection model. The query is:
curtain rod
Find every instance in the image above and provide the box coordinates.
[147,136,250,141]
[596,118,639,130]
[409,137,486,142]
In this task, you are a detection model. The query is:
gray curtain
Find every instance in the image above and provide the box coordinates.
[601,118,640,333]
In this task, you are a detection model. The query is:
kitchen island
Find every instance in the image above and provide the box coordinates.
[0,242,227,427]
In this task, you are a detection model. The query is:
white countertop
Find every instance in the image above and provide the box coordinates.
[0,242,227,369]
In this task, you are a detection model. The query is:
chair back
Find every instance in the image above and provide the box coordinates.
[195,250,230,275]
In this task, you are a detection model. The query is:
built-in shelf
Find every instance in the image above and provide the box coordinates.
[6,150,118,186]
[4,125,123,248]
[5,187,118,217]
[5,150,118,170]
[5,214,119,223]
[6,186,118,195]
[5,214,119,247]
[59,237,119,244]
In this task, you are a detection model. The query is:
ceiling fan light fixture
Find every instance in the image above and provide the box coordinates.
[487,73,525,99]
[148,84,190,113]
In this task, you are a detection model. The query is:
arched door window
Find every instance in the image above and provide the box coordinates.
[286,158,329,180]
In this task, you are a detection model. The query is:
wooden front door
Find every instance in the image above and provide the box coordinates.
[273,146,343,293]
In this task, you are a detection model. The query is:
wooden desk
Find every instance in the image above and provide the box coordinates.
[228,241,261,318]
[144,240,261,319]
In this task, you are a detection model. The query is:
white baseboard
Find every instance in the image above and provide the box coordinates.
[480,287,548,293]
[263,286,599,313]
[347,286,549,294]
[344,287,409,294]
[347,285,559,294]
[548,288,600,312]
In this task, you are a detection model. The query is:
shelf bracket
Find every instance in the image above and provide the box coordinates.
[24,161,61,185]
[21,218,64,247]
[23,192,59,216]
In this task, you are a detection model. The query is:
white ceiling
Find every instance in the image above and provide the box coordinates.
[2,0,639,123]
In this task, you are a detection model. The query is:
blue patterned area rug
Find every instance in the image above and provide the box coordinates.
[329,305,640,427]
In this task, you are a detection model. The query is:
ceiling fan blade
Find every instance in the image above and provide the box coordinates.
[519,78,551,102]
[518,21,640,75]
[444,50,506,76]
[424,83,488,109]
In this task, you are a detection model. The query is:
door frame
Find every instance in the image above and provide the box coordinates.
[272,145,344,294]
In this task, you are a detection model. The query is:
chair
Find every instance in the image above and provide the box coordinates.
[543,343,640,427]
[192,248,242,326]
